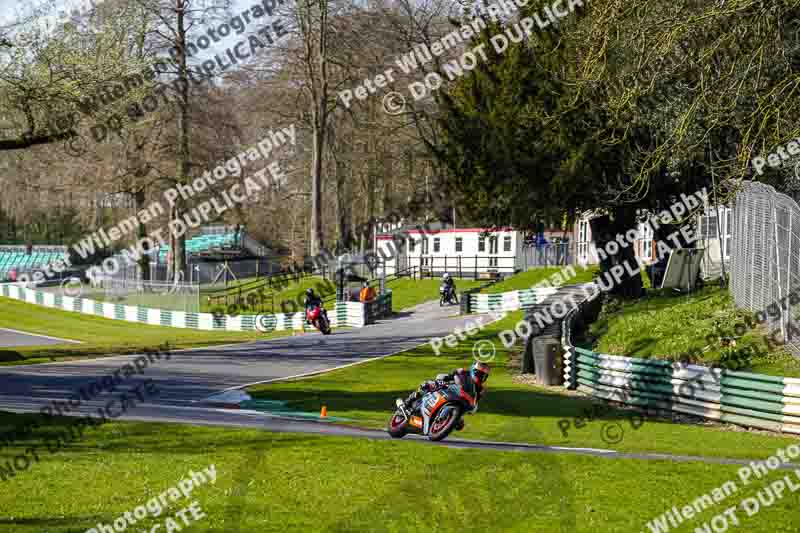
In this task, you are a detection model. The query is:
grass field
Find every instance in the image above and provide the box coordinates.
[91,289,200,313]
[2,411,797,532]
[36,276,336,315]
[587,285,800,377]
[200,275,337,314]
[247,311,797,460]
[200,275,476,315]
[384,277,484,311]
[0,297,284,365]
[381,266,601,312]
[482,265,599,293]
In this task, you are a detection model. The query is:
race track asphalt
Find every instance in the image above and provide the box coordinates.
[0,327,81,347]
[0,301,486,426]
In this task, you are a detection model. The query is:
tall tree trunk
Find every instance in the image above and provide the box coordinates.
[301,0,329,257]
[335,154,349,253]
[310,112,325,255]
[381,147,392,214]
[167,203,176,282]
[173,0,190,283]
[590,207,643,299]
[135,189,151,282]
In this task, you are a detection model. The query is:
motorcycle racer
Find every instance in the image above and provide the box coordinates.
[398,361,490,413]
[304,288,322,311]
[441,273,456,297]
[303,288,330,332]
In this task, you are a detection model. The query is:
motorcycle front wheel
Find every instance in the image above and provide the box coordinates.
[428,404,463,442]
[388,410,408,438]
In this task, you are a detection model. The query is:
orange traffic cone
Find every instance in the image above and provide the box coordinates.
[320,405,328,418]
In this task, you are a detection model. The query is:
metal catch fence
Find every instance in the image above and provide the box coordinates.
[730,181,800,356]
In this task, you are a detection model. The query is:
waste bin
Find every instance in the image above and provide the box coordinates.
[533,336,563,386]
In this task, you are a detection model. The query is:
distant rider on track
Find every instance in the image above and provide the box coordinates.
[441,272,456,301]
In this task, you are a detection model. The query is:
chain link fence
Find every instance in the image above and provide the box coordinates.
[730,180,800,356]
[101,278,200,313]
[518,242,573,269]
[100,253,281,287]
[86,252,199,312]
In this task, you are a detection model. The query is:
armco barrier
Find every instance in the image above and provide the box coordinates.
[570,348,800,434]
[560,287,800,435]
[0,283,390,332]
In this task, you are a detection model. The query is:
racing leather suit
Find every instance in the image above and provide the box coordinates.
[402,368,482,411]
[442,277,456,298]
[303,294,328,323]
[304,294,323,311]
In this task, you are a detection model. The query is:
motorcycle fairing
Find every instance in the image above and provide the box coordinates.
[421,385,462,434]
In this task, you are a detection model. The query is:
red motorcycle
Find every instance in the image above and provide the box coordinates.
[306,304,332,335]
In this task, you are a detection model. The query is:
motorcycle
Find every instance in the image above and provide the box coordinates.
[306,304,332,335]
[388,383,474,442]
[439,284,458,306]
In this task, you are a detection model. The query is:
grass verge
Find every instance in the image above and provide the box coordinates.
[586,285,800,377]
[383,277,484,311]
[0,297,285,365]
[200,275,337,314]
[482,266,599,293]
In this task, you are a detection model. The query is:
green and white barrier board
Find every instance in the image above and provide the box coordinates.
[0,284,392,333]
[469,287,558,313]
[556,287,800,435]
[563,346,800,435]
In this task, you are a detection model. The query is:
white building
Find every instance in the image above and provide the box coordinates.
[375,227,525,278]
[696,205,733,279]
[574,205,732,278]
[574,215,656,265]
[373,202,733,281]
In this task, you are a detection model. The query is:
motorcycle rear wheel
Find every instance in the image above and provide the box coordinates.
[428,404,463,442]
[388,411,408,438]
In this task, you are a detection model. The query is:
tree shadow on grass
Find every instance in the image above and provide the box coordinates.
[0,516,104,528]
[0,350,23,363]
[247,385,654,425]
[621,337,659,358]
[629,288,719,313]
[45,432,320,458]
[7,338,269,362]
[0,411,317,456]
